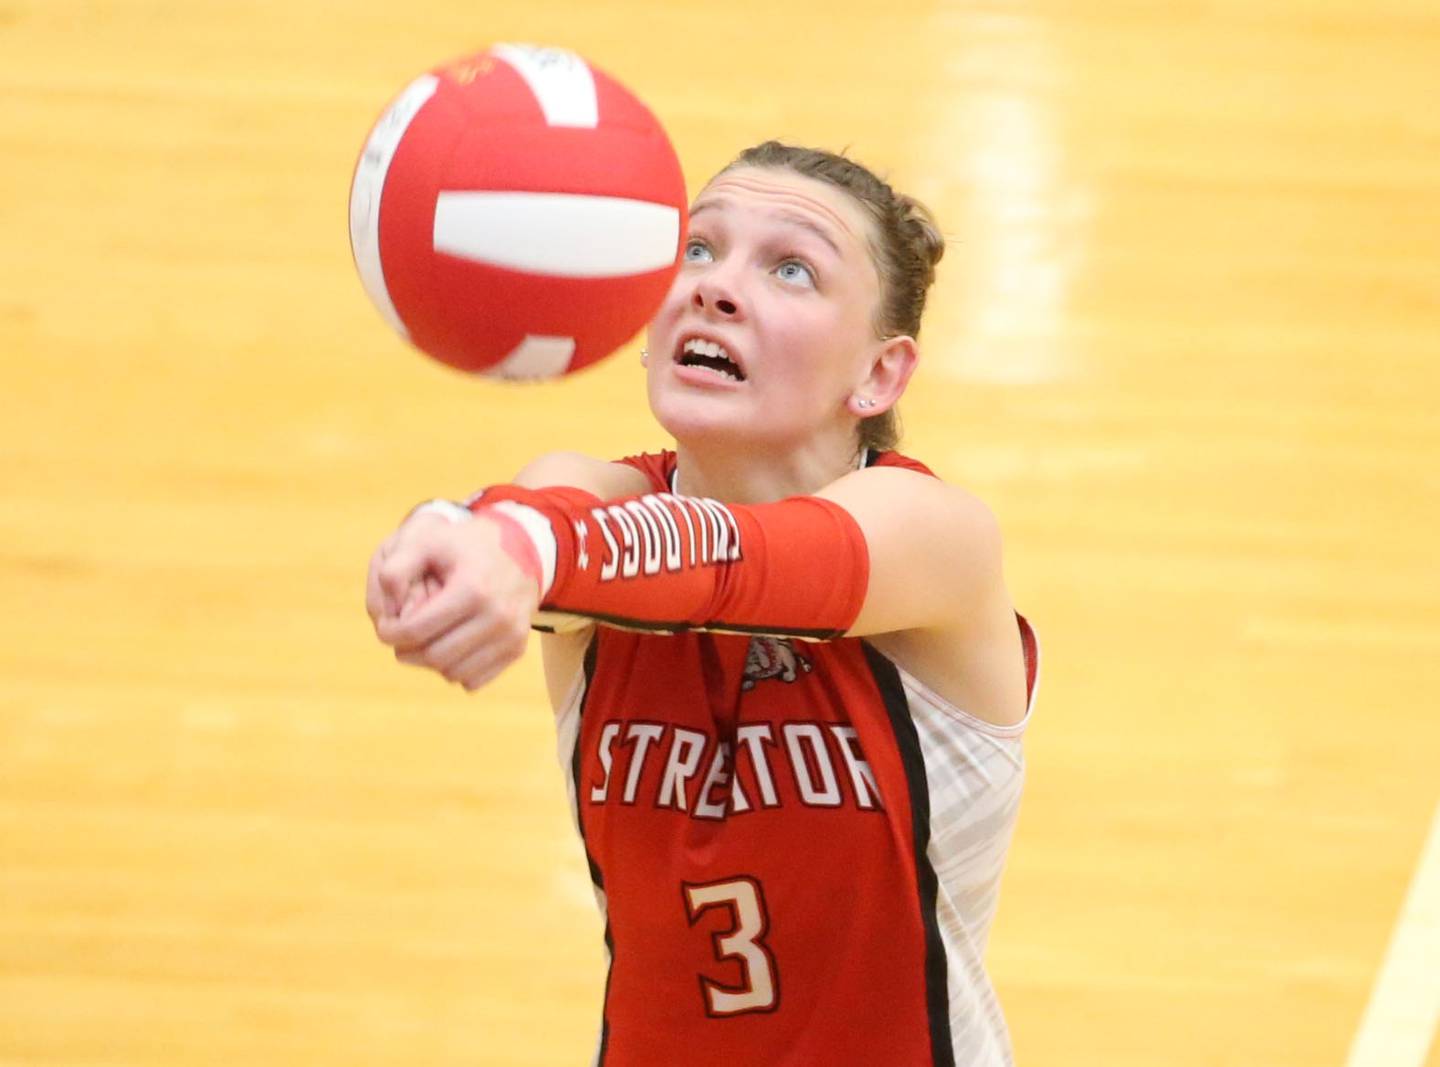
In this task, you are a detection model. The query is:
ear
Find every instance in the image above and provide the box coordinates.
[846,335,918,417]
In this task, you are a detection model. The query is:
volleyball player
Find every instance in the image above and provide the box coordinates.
[367,142,1038,1066]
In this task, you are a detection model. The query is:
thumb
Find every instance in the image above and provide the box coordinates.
[399,571,444,618]
[378,529,454,610]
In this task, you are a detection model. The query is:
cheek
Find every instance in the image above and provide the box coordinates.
[654,270,692,322]
[765,304,860,387]
[644,276,688,355]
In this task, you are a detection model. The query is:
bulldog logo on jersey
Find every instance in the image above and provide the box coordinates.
[742,636,813,691]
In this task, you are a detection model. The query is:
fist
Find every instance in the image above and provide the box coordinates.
[366,510,540,692]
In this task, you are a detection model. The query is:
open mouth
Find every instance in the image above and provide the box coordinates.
[675,337,746,382]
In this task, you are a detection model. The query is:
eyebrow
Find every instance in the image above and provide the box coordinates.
[689,200,844,258]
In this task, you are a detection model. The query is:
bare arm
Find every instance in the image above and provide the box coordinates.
[371,458,1027,723]
[501,462,1026,723]
[815,467,1007,637]
[817,467,1027,725]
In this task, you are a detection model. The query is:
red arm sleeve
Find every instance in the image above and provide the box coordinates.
[469,484,869,641]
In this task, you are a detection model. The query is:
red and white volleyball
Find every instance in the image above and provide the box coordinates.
[348,45,687,378]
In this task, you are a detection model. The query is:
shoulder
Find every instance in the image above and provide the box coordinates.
[813,457,1006,637]
[823,458,1002,552]
[859,449,995,525]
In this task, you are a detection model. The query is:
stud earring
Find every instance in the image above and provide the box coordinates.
[640,348,649,366]
[857,398,877,410]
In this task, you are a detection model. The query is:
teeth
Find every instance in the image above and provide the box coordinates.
[677,336,744,381]
[682,337,730,363]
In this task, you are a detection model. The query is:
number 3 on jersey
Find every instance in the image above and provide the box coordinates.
[683,877,780,1016]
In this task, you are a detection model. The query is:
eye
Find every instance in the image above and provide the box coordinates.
[776,259,815,288]
[683,239,713,263]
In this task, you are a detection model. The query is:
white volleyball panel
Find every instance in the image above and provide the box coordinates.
[433,191,680,277]
[349,74,441,338]
[492,44,598,128]
[484,335,576,380]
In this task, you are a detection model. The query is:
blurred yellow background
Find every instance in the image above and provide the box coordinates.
[2,1,1438,1064]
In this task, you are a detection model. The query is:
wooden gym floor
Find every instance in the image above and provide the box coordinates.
[2,1,1438,1064]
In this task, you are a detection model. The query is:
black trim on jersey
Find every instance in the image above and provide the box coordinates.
[543,606,847,643]
[574,637,605,886]
[861,642,956,1067]
[573,635,614,1064]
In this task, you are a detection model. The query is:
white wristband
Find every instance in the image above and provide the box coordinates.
[487,500,559,598]
[409,498,473,524]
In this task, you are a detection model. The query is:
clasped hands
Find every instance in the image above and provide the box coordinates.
[365,510,540,691]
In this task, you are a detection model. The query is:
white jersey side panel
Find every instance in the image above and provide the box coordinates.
[897,657,1036,1067]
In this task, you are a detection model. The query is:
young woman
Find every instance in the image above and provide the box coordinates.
[367,142,1038,1067]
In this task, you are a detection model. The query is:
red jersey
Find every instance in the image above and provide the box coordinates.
[553,450,1038,1066]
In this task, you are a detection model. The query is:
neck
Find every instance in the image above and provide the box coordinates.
[673,427,867,503]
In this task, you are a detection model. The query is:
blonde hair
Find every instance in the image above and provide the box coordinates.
[722,142,946,453]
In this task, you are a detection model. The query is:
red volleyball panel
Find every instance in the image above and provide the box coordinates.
[586,63,669,134]
[413,256,678,373]
[436,57,551,128]
[443,124,686,207]
[438,48,664,137]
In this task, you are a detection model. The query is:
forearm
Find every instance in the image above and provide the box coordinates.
[469,483,870,640]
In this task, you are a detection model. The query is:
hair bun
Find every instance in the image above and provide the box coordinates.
[897,195,946,277]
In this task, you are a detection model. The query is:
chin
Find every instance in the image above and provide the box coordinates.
[651,393,751,446]
[647,373,810,453]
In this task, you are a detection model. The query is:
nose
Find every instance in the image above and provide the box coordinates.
[692,268,742,319]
